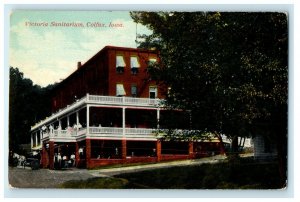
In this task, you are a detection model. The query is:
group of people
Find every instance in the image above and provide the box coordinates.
[54,152,76,169]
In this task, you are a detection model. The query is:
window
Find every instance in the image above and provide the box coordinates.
[116,84,126,96]
[148,58,157,65]
[130,56,140,74]
[131,84,137,97]
[116,55,125,73]
[147,58,157,74]
[149,86,157,99]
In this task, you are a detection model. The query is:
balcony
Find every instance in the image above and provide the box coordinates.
[31,94,163,131]
[41,126,158,141]
[87,94,161,107]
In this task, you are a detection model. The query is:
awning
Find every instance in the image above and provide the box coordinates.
[116,55,126,67]
[130,56,140,68]
[116,84,126,96]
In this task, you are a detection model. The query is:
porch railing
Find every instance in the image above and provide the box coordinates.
[88,127,157,139]
[87,94,161,107]
[32,94,164,131]
[42,126,158,140]
[89,127,123,134]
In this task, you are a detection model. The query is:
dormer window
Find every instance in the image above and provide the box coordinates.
[116,55,125,74]
[130,56,140,75]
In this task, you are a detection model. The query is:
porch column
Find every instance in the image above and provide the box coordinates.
[87,105,90,128]
[122,107,126,136]
[67,116,70,127]
[122,139,127,160]
[76,111,79,125]
[86,139,91,169]
[58,119,62,129]
[75,142,80,167]
[40,130,43,144]
[49,141,55,170]
[31,134,33,149]
[156,140,162,162]
[35,133,38,148]
[41,143,48,168]
[157,109,160,129]
[189,141,194,159]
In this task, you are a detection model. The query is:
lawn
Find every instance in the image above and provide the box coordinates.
[59,158,285,189]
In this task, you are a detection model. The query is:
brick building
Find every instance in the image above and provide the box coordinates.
[30,46,222,169]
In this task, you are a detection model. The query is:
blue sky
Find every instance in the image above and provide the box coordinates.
[10,11,151,87]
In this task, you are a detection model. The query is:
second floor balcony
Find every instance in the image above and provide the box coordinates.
[41,126,158,141]
[31,94,163,131]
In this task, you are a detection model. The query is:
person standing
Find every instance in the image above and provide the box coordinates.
[57,153,62,169]
[70,153,76,167]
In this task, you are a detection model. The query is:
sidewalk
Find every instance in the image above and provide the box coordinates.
[89,154,228,177]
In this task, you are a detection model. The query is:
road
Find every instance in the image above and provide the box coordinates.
[8,154,237,188]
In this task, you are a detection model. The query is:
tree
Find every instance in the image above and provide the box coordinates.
[9,67,54,154]
[131,12,288,185]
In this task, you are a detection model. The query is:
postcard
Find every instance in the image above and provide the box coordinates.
[8,10,288,191]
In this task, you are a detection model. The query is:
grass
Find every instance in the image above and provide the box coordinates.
[58,177,128,189]
[89,161,159,170]
[59,158,285,189]
[89,158,191,170]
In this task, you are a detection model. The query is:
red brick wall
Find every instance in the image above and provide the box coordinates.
[86,155,192,169]
[75,142,80,167]
[86,139,92,169]
[49,141,54,170]
[51,46,164,113]
[156,140,162,162]
[51,52,109,112]
[189,141,194,158]
[161,154,190,161]
[42,143,49,168]
[122,139,127,159]
[107,49,164,98]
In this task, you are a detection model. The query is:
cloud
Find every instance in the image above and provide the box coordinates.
[10,17,151,87]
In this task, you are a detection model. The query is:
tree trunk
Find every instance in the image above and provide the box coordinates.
[231,136,239,158]
[214,132,226,155]
[275,131,287,188]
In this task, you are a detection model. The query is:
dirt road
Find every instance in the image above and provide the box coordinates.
[8,154,233,188]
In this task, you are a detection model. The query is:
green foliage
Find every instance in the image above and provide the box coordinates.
[9,67,54,153]
[131,11,288,153]
[131,13,288,185]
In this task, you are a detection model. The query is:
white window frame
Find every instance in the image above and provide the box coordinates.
[149,86,157,99]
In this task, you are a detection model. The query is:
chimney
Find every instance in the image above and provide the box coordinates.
[77,61,82,69]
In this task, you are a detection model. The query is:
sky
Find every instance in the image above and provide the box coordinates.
[9,11,152,87]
